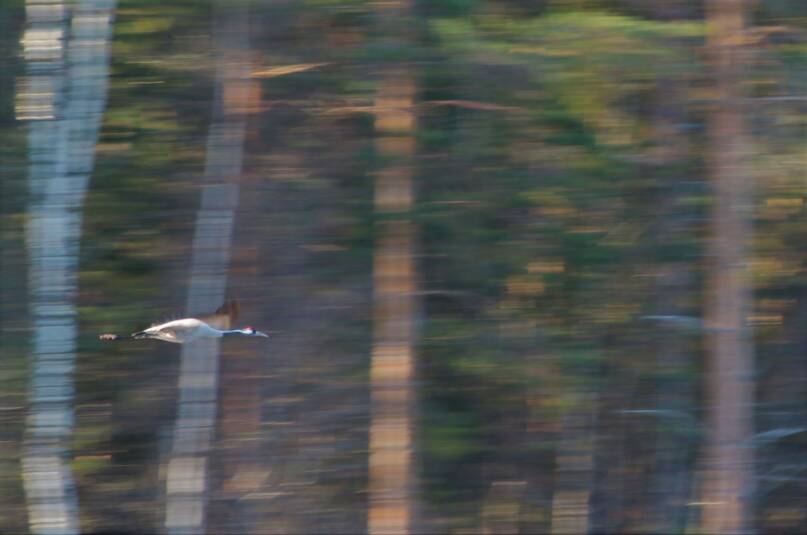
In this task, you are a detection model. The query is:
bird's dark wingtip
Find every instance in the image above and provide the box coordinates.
[216,300,239,323]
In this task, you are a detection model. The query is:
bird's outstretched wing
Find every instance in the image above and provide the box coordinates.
[197,300,239,330]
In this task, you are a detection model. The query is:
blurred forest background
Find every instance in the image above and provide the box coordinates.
[1,0,806,533]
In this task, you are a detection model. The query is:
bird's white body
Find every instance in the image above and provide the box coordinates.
[141,318,224,344]
[99,302,269,344]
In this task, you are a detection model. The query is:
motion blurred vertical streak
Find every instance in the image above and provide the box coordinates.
[702,0,756,533]
[19,0,116,532]
[164,4,250,534]
[368,1,419,531]
[550,398,595,535]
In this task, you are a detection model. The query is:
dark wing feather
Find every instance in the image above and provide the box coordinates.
[197,300,239,330]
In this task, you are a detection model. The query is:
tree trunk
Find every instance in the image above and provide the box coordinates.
[19,0,116,532]
[164,5,251,534]
[550,400,595,535]
[368,5,419,528]
[702,0,755,533]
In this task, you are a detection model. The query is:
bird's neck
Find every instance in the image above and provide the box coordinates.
[221,329,243,337]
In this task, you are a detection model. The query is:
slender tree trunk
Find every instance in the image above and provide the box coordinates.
[702,0,755,533]
[482,480,526,534]
[550,399,595,535]
[19,0,115,532]
[164,5,251,534]
[368,3,419,528]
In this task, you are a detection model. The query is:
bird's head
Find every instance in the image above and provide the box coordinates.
[241,326,269,338]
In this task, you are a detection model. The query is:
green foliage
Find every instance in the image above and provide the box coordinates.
[434,12,703,149]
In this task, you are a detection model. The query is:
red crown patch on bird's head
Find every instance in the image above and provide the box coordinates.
[239,326,268,338]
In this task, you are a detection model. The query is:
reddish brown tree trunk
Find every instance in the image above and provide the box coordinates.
[368,58,418,535]
[702,1,755,533]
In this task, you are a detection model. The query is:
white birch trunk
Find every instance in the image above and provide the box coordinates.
[19,0,116,533]
[164,6,251,534]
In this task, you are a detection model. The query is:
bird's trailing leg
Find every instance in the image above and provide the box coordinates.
[99,333,123,341]
[99,331,149,341]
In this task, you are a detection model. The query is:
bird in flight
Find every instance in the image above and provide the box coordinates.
[99,301,268,344]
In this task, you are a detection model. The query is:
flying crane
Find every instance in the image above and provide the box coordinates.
[99,301,268,344]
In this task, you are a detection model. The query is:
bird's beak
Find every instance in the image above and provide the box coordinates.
[255,331,269,338]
